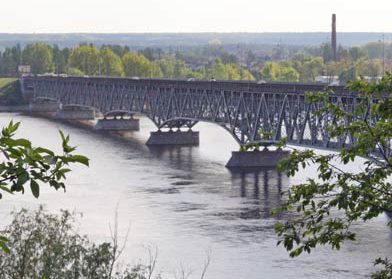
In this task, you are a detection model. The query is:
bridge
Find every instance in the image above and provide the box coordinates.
[21,76,365,168]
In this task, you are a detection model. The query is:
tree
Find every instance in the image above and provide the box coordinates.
[275,73,392,277]
[0,122,89,253]
[339,66,358,83]
[260,62,278,81]
[303,57,324,82]
[349,46,368,61]
[0,48,19,75]
[226,65,241,80]
[100,46,124,76]
[207,58,228,80]
[260,62,299,82]
[66,67,85,76]
[68,45,100,75]
[0,206,156,279]
[156,57,176,78]
[52,44,68,74]
[22,43,53,74]
[122,52,151,77]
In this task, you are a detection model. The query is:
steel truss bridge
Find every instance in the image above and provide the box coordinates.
[22,76,380,152]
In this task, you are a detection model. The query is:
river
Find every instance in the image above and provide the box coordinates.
[0,112,391,279]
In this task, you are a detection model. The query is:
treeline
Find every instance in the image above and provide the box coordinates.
[0,41,391,83]
[0,43,255,81]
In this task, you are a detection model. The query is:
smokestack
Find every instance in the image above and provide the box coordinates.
[332,14,337,61]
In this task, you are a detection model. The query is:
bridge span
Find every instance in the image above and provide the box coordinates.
[21,76,362,168]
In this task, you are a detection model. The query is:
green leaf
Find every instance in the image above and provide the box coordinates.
[59,130,66,142]
[68,155,89,166]
[30,180,39,198]
[35,147,54,156]
[0,240,10,254]
[14,138,31,147]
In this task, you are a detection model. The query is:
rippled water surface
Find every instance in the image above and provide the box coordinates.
[0,113,391,279]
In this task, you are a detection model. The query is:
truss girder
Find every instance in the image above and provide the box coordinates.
[27,77,379,151]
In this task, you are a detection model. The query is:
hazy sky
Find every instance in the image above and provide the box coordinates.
[1,0,391,33]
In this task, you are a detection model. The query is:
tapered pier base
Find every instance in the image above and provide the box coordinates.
[29,102,60,114]
[146,130,199,146]
[94,118,140,131]
[55,109,95,120]
[226,150,290,168]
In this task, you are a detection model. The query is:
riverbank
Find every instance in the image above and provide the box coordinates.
[0,105,30,112]
[0,79,27,107]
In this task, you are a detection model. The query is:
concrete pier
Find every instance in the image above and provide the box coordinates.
[146,130,199,146]
[226,149,290,168]
[54,108,95,120]
[29,102,60,114]
[94,118,140,131]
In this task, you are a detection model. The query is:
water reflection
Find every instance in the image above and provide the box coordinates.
[1,114,390,279]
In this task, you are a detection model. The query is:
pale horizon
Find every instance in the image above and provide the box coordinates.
[1,0,391,33]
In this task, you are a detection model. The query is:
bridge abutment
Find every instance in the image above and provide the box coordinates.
[146,130,199,146]
[94,118,140,131]
[54,108,95,120]
[226,149,290,168]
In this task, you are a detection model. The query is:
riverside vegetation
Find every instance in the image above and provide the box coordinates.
[274,73,392,278]
[0,78,27,106]
[0,40,391,82]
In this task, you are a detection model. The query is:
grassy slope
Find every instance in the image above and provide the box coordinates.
[0,79,27,106]
[0,78,17,91]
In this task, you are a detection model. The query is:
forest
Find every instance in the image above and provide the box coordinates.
[0,40,391,83]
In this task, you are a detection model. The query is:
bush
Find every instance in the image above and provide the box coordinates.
[0,207,157,279]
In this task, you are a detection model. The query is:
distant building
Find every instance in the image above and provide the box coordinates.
[315,75,339,85]
[18,65,31,74]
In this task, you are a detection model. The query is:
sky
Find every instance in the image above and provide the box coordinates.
[1,0,391,33]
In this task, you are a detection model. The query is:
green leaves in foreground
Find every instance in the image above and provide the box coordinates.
[274,73,392,276]
[0,121,89,253]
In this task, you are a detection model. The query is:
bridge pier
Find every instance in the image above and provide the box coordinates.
[94,117,140,131]
[146,130,199,146]
[29,102,60,114]
[54,107,95,120]
[226,149,290,168]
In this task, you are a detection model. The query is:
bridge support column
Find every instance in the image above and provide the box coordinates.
[146,130,199,146]
[29,102,60,114]
[226,149,290,168]
[94,118,140,131]
[54,108,95,120]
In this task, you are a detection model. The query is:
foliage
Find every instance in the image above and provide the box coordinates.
[0,80,28,106]
[260,62,299,82]
[0,206,159,279]
[339,66,358,83]
[122,52,154,78]
[68,45,101,76]
[274,72,392,276]
[0,121,89,253]
[207,58,229,80]
[66,67,85,76]
[1,40,391,81]
[100,46,124,77]
[22,43,53,74]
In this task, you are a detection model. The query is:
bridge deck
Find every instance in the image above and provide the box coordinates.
[22,76,388,158]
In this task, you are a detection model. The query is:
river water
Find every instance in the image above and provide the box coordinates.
[0,112,391,279]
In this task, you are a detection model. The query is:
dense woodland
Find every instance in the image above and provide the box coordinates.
[0,41,391,83]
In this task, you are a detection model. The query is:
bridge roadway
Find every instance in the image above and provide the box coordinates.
[20,76,371,168]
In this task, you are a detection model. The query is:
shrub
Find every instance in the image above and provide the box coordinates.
[0,207,156,279]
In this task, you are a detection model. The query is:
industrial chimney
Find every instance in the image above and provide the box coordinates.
[332,14,337,61]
